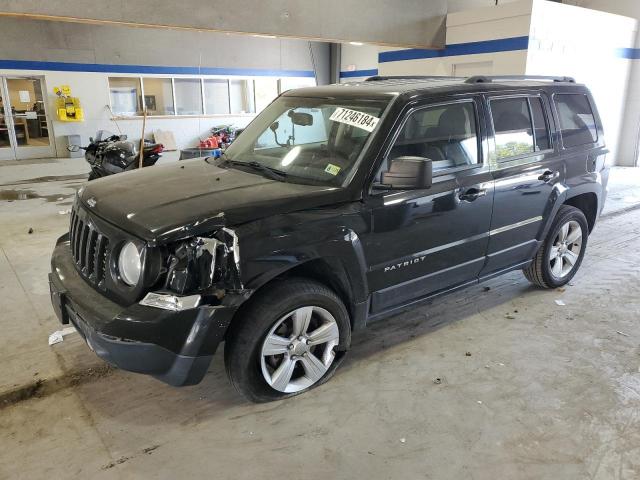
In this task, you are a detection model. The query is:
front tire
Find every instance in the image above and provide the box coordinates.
[523,205,589,288]
[224,278,351,402]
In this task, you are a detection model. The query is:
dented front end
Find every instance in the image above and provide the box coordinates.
[136,225,249,316]
[49,223,247,387]
[162,228,243,296]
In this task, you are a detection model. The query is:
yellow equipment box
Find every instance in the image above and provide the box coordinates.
[54,85,84,122]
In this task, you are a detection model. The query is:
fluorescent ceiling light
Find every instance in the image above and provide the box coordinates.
[349,42,363,46]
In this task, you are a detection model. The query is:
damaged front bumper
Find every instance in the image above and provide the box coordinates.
[49,236,241,386]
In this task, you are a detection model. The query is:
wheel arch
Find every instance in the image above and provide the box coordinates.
[236,257,363,333]
[563,191,598,232]
[232,228,370,333]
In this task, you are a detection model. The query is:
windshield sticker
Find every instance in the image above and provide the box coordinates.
[329,108,380,132]
[324,163,341,176]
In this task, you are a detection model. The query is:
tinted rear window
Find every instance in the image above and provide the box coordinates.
[554,94,597,147]
[529,97,550,151]
[490,97,534,160]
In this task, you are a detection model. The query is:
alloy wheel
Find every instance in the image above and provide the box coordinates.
[549,220,583,279]
[260,306,340,393]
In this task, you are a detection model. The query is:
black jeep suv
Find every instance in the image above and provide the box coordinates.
[49,75,609,402]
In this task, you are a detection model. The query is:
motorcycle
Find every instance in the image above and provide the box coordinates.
[68,130,164,181]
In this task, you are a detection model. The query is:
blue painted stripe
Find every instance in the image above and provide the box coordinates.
[0,59,315,77]
[339,68,379,78]
[379,36,530,63]
[616,47,640,60]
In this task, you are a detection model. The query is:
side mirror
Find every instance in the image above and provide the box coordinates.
[67,145,80,152]
[382,156,432,189]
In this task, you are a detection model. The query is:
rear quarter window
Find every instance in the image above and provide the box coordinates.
[554,94,598,148]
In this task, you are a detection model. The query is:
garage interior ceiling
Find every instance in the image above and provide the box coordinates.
[0,0,447,48]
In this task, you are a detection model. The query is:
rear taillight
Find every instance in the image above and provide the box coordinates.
[153,144,164,154]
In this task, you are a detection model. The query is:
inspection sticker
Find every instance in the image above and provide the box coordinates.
[325,163,341,176]
[329,107,380,132]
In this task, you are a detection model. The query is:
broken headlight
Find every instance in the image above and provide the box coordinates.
[163,228,241,295]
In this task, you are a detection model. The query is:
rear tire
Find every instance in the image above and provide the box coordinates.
[224,278,351,402]
[523,205,589,288]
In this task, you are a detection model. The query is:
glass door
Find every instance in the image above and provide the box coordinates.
[0,82,14,160]
[0,76,55,160]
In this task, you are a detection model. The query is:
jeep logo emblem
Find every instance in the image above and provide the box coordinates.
[86,197,97,208]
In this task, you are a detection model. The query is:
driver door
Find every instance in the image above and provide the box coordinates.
[361,97,495,317]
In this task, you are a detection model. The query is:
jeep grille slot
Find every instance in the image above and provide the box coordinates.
[69,205,110,289]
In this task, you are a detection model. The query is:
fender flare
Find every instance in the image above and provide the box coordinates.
[539,181,601,241]
[241,227,370,329]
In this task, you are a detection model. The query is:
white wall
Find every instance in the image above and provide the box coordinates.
[376,0,531,77]
[527,0,638,165]
[0,17,324,160]
[0,69,314,157]
[563,0,640,167]
[339,44,379,83]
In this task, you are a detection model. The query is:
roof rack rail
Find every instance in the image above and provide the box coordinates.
[365,75,461,82]
[465,75,576,84]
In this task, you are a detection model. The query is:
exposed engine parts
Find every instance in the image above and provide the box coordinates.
[163,229,242,296]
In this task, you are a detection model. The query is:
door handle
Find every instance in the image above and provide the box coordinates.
[458,187,487,202]
[538,170,559,182]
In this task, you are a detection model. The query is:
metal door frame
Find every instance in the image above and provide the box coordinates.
[0,77,17,160]
[0,75,56,160]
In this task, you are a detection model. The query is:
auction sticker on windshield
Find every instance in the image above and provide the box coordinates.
[329,108,380,132]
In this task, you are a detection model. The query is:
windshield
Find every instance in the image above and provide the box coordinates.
[222,95,390,186]
[95,130,116,142]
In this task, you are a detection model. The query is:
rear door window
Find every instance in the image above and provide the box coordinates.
[490,97,534,160]
[554,94,597,147]
[529,97,551,151]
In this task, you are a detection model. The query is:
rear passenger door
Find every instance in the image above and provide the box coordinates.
[480,92,563,277]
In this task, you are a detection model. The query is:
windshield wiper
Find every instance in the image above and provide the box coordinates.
[225,159,288,181]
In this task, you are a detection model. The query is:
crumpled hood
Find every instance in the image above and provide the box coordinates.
[79,158,342,245]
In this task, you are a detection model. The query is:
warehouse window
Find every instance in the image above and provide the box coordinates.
[142,78,174,115]
[108,75,309,117]
[174,78,203,115]
[490,97,535,160]
[254,78,279,112]
[108,77,142,116]
[554,94,597,147]
[230,79,256,114]
[204,79,230,114]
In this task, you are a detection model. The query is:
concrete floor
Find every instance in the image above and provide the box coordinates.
[1,158,640,479]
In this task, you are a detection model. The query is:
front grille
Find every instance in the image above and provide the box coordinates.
[69,206,110,289]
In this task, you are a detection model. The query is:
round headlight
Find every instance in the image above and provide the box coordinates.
[118,241,141,286]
